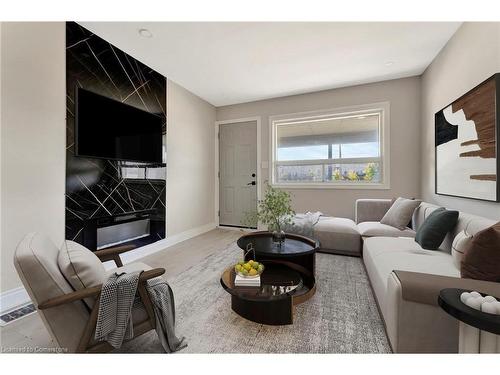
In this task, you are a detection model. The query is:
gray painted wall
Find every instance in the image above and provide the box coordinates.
[216,77,422,219]
[166,80,216,235]
[421,22,500,220]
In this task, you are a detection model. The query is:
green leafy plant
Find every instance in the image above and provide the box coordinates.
[346,170,359,181]
[363,163,377,181]
[242,184,295,232]
[332,168,342,181]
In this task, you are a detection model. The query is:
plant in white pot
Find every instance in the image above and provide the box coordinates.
[243,184,295,243]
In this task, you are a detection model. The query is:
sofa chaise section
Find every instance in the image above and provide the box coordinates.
[314,217,361,256]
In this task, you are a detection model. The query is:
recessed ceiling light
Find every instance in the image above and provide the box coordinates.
[138,28,153,38]
[385,61,395,67]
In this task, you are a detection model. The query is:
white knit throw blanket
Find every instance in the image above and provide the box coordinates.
[95,271,186,352]
[95,272,139,348]
[282,211,323,238]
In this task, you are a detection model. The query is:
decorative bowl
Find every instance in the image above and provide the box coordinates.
[234,260,265,278]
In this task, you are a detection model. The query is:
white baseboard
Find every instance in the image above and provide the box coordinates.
[0,287,31,314]
[1,222,217,314]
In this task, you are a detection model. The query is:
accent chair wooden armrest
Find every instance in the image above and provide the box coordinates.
[93,244,137,267]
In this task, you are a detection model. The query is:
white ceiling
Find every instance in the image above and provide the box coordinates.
[80,22,461,107]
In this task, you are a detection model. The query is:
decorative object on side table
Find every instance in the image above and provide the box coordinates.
[243,184,294,244]
[438,288,500,353]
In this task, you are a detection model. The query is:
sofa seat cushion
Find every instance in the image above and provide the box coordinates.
[363,237,458,320]
[358,221,416,238]
[313,217,361,255]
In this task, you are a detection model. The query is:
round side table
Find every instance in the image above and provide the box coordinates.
[438,288,500,353]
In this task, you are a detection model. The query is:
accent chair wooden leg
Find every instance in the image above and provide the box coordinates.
[76,295,101,353]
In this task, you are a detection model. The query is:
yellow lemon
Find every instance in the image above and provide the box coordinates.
[243,263,252,271]
[248,268,258,276]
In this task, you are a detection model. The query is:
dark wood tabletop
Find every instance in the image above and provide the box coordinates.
[236,231,319,257]
[438,288,500,335]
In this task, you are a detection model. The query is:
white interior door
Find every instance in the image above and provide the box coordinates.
[219,121,257,228]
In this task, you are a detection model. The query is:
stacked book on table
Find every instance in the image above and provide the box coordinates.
[235,274,261,287]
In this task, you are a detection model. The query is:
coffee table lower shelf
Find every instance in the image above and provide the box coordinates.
[220,261,316,325]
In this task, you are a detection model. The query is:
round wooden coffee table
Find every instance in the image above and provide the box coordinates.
[220,232,319,325]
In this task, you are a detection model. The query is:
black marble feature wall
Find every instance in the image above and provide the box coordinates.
[66,22,167,250]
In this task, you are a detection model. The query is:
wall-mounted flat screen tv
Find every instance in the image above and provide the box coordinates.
[75,88,163,163]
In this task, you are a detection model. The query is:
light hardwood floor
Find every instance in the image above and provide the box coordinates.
[0,228,242,352]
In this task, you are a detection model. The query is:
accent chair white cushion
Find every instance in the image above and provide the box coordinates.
[58,240,106,306]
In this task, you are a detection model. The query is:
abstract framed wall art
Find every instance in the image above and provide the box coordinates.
[435,73,500,202]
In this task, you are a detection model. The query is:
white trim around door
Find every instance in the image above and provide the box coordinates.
[214,116,262,228]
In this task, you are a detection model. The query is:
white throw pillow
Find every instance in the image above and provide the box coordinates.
[380,197,421,230]
[451,230,473,270]
[58,240,106,307]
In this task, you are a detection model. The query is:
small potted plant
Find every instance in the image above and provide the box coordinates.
[243,184,295,244]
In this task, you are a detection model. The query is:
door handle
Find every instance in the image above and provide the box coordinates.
[247,181,256,186]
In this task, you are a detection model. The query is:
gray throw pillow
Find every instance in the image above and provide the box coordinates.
[380,197,421,230]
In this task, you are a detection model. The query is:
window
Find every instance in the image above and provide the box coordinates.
[270,103,389,188]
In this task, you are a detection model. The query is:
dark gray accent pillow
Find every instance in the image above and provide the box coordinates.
[415,208,459,250]
[380,197,421,230]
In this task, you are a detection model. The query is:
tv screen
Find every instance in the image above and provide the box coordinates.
[75,88,163,163]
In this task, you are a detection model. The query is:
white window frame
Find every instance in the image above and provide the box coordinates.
[269,102,390,189]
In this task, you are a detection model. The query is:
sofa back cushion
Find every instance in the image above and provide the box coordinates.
[461,222,500,282]
[413,202,496,253]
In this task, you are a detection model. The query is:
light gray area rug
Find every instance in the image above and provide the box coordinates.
[120,242,391,353]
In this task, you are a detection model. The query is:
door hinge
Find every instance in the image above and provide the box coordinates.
[218,210,220,217]
[218,171,220,178]
[217,131,220,139]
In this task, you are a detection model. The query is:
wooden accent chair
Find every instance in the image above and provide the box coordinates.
[14,232,164,353]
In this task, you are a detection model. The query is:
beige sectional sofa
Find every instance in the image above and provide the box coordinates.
[310,198,499,353]
[358,199,500,353]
